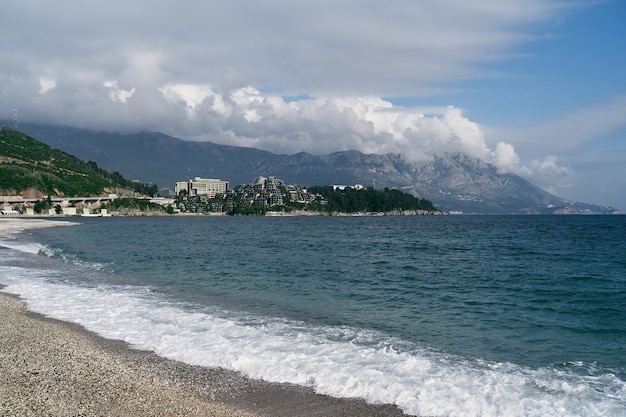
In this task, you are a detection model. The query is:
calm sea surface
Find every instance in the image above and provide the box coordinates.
[1,215,625,416]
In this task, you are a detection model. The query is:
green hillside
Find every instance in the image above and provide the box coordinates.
[306,185,438,213]
[0,127,156,197]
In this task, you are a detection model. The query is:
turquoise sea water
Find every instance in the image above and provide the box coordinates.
[1,215,625,416]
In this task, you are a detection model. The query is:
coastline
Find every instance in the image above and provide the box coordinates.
[0,218,407,417]
[0,291,258,417]
[0,217,79,234]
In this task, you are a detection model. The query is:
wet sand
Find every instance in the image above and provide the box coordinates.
[0,218,407,416]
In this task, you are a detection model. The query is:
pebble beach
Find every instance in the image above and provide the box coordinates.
[0,218,407,417]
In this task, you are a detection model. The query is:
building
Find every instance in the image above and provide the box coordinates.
[333,184,364,191]
[176,177,229,198]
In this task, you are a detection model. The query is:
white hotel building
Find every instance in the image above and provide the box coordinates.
[176,177,229,198]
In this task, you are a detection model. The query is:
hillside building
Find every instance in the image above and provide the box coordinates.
[176,177,229,198]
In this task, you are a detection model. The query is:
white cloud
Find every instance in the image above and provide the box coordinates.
[103,80,135,103]
[0,1,573,98]
[493,142,574,193]
[494,142,520,173]
[0,0,586,137]
[38,77,56,94]
[527,155,575,193]
[155,84,525,168]
[159,84,221,118]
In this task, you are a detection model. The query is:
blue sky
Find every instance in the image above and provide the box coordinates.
[459,2,624,116]
[1,0,625,210]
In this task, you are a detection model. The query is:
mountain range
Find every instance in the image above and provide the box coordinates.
[11,122,619,214]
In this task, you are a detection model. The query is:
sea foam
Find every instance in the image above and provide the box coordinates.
[0,234,105,271]
[1,271,624,417]
[0,236,49,255]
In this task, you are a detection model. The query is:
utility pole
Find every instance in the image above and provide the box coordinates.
[13,108,17,130]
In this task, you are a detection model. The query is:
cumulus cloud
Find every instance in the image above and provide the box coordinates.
[156,83,576,193]
[103,81,135,103]
[159,84,218,118]
[527,156,575,193]
[158,85,496,159]
[38,77,56,94]
[494,142,574,193]
[493,142,520,173]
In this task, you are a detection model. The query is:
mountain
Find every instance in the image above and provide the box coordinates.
[0,126,156,198]
[12,122,619,214]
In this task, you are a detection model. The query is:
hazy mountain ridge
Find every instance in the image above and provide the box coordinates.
[12,122,619,214]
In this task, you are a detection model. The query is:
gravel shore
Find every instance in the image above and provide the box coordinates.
[0,291,259,416]
[0,218,408,417]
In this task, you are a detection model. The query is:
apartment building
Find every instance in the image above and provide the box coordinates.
[176,177,229,198]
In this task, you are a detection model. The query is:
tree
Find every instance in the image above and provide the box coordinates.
[33,198,52,214]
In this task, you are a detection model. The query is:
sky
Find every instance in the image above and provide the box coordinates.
[1,0,625,210]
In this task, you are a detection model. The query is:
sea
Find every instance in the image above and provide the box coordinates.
[0,215,625,417]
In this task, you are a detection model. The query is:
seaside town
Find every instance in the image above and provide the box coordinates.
[0,176,358,216]
[173,176,334,215]
[1,175,438,216]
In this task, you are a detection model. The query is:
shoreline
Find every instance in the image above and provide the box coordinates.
[0,218,408,417]
[0,290,255,417]
[0,217,79,234]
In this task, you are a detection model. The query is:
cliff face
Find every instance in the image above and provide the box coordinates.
[15,123,619,214]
